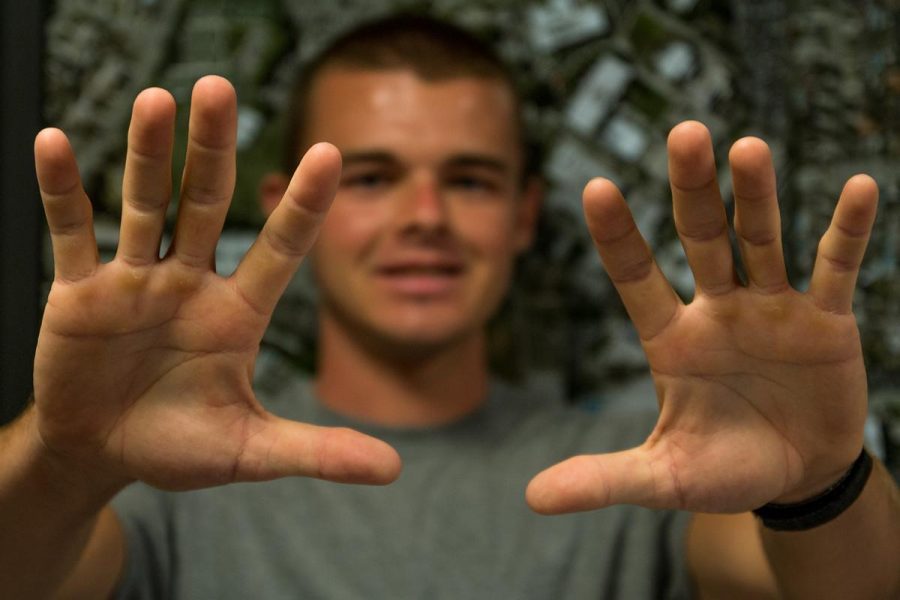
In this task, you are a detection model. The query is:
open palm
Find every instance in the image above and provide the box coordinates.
[32,77,399,494]
[528,122,875,514]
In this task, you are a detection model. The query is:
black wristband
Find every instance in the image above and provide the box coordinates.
[752,448,873,532]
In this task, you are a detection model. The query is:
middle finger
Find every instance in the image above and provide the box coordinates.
[169,76,237,269]
[668,121,737,296]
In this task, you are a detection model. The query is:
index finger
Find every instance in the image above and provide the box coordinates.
[231,143,341,316]
[583,178,682,341]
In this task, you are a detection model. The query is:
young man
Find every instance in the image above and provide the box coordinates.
[2,14,898,599]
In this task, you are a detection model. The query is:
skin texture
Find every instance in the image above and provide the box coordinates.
[262,68,541,427]
[309,68,536,356]
[526,123,875,513]
[3,70,897,600]
[31,78,402,493]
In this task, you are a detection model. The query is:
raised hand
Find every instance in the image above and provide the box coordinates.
[527,121,876,515]
[31,76,400,495]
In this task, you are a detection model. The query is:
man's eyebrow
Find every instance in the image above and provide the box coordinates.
[341,151,398,165]
[340,150,512,175]
[445,154,511,175]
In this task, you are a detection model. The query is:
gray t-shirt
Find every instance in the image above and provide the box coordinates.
[112,371,692,599]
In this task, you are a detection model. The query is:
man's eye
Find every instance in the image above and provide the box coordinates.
[449,176,495,192]
[343,173,389,188]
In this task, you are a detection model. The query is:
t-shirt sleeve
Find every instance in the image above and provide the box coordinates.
[110,483,175,600]
[661,509,695,599]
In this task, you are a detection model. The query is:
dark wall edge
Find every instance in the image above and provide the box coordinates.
[1,0,46,424]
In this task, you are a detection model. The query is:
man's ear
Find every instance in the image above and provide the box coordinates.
[515,176,544,253]
[258,172,290,217]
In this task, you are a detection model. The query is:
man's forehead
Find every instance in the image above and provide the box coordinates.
[304,67,522,163]
[308,66,516,112]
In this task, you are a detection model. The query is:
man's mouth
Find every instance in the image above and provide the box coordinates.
[379,264,462,276]
[375,261,464,295]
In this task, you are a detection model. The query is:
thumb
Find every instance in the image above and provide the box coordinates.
[526,448,663,514]
[237,415,402,485]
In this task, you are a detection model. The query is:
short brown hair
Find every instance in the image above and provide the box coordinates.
[284,13,535,179]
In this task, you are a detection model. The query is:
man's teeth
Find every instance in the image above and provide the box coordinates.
[386,266,459,275]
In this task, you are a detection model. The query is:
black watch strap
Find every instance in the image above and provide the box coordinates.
[753,448,873,532]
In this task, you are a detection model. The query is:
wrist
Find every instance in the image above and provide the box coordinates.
[772,456,860,505]
[2,407,125,517]
[753,448,873,531]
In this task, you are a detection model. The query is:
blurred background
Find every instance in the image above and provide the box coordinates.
[2,0,898,476]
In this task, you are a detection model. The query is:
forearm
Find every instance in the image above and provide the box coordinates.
[760,458,900,600]
[0,406,123,598]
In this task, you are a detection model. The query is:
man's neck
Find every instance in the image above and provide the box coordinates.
[314,317,490,428]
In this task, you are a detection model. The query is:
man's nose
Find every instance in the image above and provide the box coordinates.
[397,175,449,231]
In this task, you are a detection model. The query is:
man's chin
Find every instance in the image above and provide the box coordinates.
[361,325,482,363]
[318,297,496,364]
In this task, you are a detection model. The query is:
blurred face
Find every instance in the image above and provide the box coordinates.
[305,68,539,356]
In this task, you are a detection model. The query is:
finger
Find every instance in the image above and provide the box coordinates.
[583,178,681,341]
[232,143,341,315]
[668,121,737,296]
[34,128,99,281]
[526,448,658,514]
[730,137,788,292]
[170,76,237,268]
[117,88,176,265]
[808,175,878,314]
[239,416,402,485]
